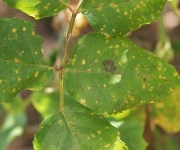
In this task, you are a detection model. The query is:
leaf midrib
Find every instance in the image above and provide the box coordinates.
[0,58,54,70]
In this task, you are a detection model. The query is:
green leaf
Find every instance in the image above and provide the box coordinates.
[0,18,54,103]
[0,97,27,150]
[0,113,27,150]
[31,88,59,118]
[111,121,147,150]
[81,0,166,36]
[3,0,68,19]
[33,96,127,150]
[64,33,180,114]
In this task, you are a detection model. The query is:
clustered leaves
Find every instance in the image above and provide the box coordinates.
[0,0,180,150]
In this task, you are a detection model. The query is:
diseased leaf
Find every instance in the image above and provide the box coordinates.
[0,18,54,103]
[3,0,68,19]
[64,33,180,114]
[33,96,127,150]
[81,0,166,36]
[151,86,180,132]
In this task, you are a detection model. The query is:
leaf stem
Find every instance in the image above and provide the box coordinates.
[59,0,84,110]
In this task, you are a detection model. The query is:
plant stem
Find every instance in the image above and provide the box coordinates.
[59,0,84,110]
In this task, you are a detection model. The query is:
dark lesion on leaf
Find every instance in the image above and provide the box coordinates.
[102,60,117,73]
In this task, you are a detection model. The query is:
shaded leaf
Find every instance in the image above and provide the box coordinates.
[151,86,180,132]
[3,0,68,19]
[64,33,180,114]
[81,0,166,36]
[31,88,59,118]
[33,96,127,150]
[0,97,27,150]
[153,126,179,150]
[0,113,27,150]
[106,107,147,150]
[0,18,54,103]
[111,121,147,150]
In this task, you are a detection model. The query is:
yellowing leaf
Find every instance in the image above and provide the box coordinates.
[3,0,68,19]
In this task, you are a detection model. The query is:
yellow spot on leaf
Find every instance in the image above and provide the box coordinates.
[19,50,24,56]
[82,59,86,65]
[87,69,91,72]
[115,45,119,48]
[23,27,26,31]
[97,131,101,134]
[112,28,116,32]
[32,31,35,36]
[109,46,113,49]
[87,86,92,90]
[15,70,19,74]
[136,4,140,9]
[35,71,39,78]
[105,144,110,148]
[18,78,21,82]
[116,8,120,12]
[174,72,178,76]
[0,80,2,84]
[58,120,62,124]
[54,8,58,12]
[103,84,106,88]
[80,99,86,105]
[12,28,17,33]
[71,58,76,65]
[124,11,128,15]
[169,88,173,92]
[32,11,38,18]
[91,134,95,138]
[15,58,20,63]
[12,88,16,93]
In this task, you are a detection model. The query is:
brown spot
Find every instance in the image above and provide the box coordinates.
[102,60,116,73]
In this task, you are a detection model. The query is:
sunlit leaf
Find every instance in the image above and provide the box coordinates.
[0,18,54,103]
[81,0,166,36]
[64,33,180,114]
[3,0,68,19]
[33,96,127,150]
[110,121,147,150]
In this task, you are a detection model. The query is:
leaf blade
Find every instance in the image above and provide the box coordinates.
[0,18,54,103]
[64,33,180,114]
[3,0,68,19]
[81,0,166,36]
[33,96,127,150]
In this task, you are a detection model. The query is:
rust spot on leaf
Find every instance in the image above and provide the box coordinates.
[102,60,116,73]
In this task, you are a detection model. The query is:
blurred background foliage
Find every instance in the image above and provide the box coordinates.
[0,0,180,150]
